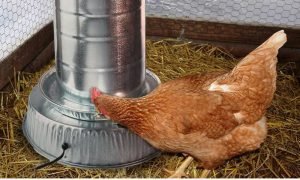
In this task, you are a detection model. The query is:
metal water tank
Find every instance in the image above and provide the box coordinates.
[55,0,146,98]
[23,0,161,168]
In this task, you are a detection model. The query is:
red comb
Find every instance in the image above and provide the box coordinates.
[90,87,102,103]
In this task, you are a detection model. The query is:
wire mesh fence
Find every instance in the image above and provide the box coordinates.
[0,0,299,61]
[0,0,53,61]
[146,0,300,29]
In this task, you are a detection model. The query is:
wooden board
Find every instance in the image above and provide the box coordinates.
[146,17,300,68]
[146,17,300,48]
[23,41,54,73]
[1,18,299,89]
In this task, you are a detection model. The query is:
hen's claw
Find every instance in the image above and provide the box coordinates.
[164,156,194,178]
[182,153,188,157]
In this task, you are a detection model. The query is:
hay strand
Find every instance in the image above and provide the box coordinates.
[0,39,299,178]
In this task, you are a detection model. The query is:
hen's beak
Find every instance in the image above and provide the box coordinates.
[90,88,110,119]
[90,87,101,103]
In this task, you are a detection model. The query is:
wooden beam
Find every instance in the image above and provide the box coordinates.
[200,40,300,61]
[146,17,300,49]
[23,41,54,73]
[0,22,54,90]
[1,18,299,90]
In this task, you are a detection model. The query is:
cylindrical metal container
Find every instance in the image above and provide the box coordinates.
[55,0,146,98]
[23,69,160,168]
[23,0,161,168]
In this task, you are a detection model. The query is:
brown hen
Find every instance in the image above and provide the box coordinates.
[91,30,287,176]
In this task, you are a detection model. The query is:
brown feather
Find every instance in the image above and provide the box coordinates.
[93,30,287,169]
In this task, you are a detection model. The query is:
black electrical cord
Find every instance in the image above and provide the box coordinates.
[35,143,69,170]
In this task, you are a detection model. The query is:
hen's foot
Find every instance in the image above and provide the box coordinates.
[164,156,194,178]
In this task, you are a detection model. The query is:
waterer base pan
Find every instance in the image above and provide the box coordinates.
[22,119,161,169]
[22,69,161,168]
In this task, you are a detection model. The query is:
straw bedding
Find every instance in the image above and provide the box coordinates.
[0,39,299,178]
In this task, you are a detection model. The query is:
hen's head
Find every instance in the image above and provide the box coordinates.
[90,87,101,103]
[90,87,150,134]
[90,87,110,118]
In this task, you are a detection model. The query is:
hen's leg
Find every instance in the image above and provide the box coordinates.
[164,157,212,178]
[164,156,194,178]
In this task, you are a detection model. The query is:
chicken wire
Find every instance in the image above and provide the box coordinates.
[0,0,300,61]
[0,0,53,61]
[146,0,300,29]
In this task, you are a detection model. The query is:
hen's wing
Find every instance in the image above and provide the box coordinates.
[152,89,240,139]
[159,71,227,93]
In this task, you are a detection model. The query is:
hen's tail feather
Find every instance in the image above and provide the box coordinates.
[235,30,287,69]
[256,30,287,51]
[210,31,287,121]
[208,30,287,98]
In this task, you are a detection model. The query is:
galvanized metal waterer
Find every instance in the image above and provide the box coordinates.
[23,0,161,168]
